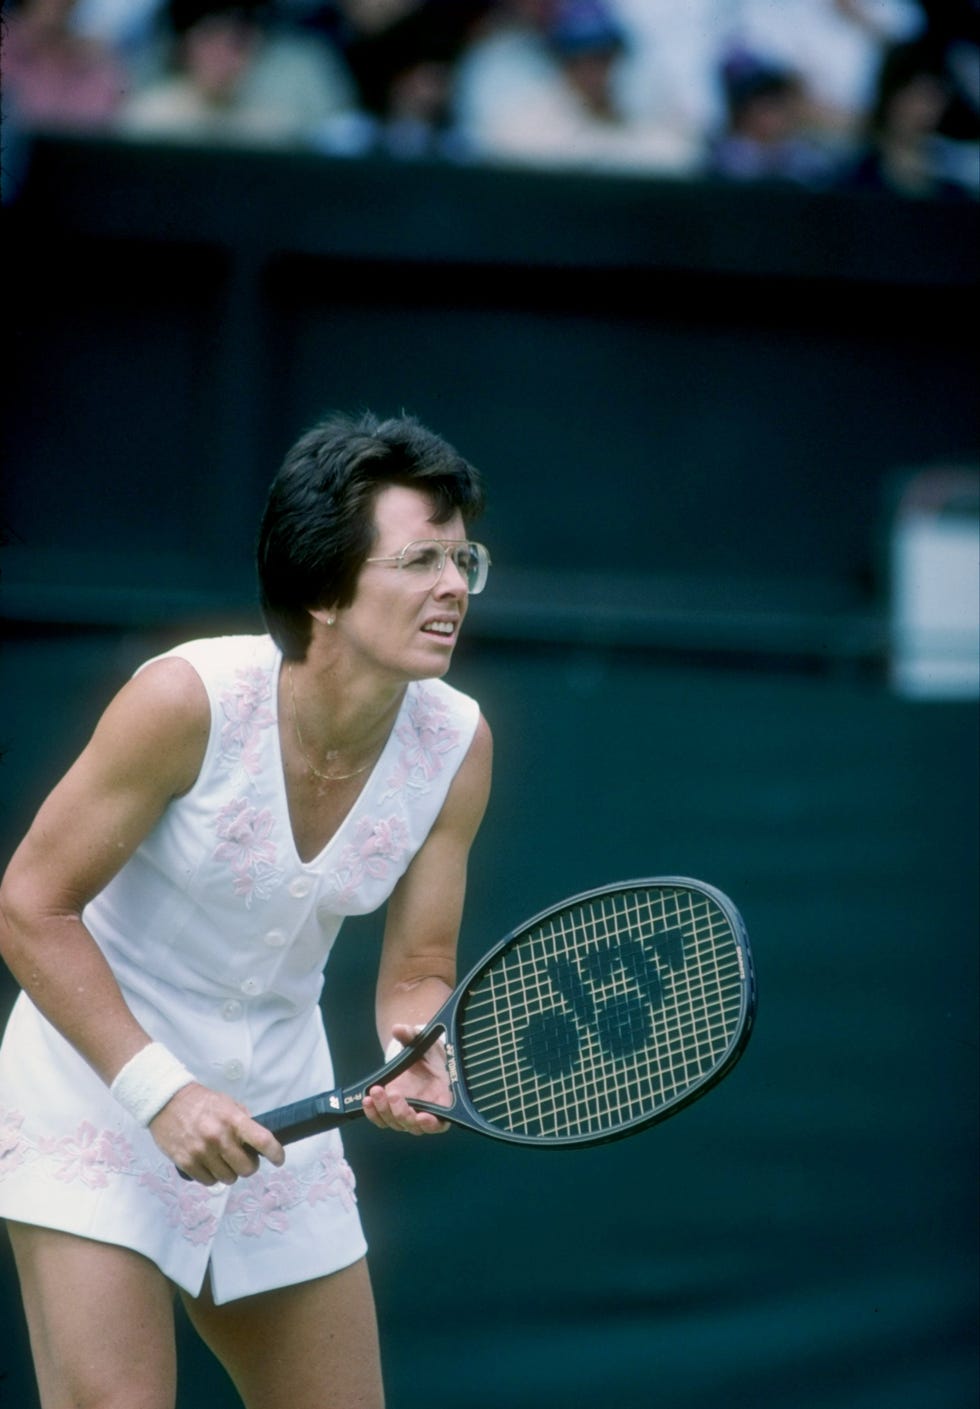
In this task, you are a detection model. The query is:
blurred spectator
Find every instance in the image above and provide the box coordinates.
[912,0,980,189]
[119,0,356,146]
[1,0,132,132]
[288,1,492,158]
[705,48,837,186]
[67,0,168,77]
[837,35,978,197]
[452,0,558,137]
[592,0,925,167]
[334,0,491,156]
[728,0,926,142]
[453,0,698,174]
[608,0,730,147]
[6,0,976,185]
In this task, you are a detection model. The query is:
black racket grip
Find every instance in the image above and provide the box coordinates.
[251,1089,354,1145]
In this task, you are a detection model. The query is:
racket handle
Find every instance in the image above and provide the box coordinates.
[177,1030,446,1177]
[252,1089,354,1145]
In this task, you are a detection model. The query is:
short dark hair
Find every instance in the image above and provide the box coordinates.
[257,411,486,659]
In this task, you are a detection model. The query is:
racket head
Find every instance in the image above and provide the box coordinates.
[440,877,756,1149]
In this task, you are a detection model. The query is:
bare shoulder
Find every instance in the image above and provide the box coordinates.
[0,656,213,916]
[83,654,212,799]
[118,654,209,726]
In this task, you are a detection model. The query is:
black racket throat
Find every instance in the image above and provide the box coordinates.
[253,1026,453,1144]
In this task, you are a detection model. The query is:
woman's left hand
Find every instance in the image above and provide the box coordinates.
[362,1022,452,1136]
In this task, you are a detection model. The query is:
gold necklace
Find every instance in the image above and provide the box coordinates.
[287,663,376,783]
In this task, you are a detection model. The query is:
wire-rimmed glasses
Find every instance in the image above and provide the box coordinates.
[365,539,491,594]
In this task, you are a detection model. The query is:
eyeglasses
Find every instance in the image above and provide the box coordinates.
[365,539,491,594]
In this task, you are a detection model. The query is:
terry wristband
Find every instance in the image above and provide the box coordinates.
[110,1042,195,1126]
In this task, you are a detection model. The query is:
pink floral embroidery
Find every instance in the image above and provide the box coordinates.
[0,1107,29,1176]
[332,814,409,903]
[139,1166,221,1246]
[0,1111,223,1245]
[0,1110,355,1248]
[224,1150,357,1239]
[37,1120,134,1189]
[219,666,276,776]
[305,1155,358,1212]
[384,684,461,797]
[3,1113,221,1245]
[226,1168,303,1236]
[213,797,283,905]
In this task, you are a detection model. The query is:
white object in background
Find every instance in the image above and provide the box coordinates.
[890,469,980,700]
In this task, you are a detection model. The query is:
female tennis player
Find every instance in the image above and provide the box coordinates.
[0,411,493,1409]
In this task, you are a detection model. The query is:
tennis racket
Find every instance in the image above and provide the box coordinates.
[254,877,756,1150]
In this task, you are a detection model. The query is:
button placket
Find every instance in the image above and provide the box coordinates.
[212,874,317,1094]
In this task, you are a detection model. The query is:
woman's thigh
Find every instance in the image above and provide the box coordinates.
[7,1220,178,1409]
[181,1256,384,1409]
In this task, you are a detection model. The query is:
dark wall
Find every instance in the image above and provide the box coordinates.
[1,139,977,1409]
[4,138,977,647]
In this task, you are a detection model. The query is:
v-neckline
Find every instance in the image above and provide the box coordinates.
[271,652,409,867]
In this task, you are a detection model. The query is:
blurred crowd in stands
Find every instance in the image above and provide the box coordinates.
[2,0,978,199]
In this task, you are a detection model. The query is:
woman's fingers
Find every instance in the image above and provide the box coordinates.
[153,1089,286,1182]
[362,1084,449,1136]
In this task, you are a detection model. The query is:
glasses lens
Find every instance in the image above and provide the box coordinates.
[400,542,445,582]
[400,541,490,593]
[450,543,487,594]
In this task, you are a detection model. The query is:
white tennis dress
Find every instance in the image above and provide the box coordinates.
[0,635,479,1304]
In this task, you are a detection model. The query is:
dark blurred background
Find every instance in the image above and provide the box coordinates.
[2,2,978,1407]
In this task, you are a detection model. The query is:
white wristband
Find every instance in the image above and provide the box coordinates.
[110,1042,195,1126]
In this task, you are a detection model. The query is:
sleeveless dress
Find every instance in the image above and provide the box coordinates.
[0,635,480,1304]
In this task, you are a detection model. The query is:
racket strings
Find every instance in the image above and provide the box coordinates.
[457,889,747,1141]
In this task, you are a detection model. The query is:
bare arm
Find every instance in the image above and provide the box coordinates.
[363,712,493,1136]
[0,658,284,1182]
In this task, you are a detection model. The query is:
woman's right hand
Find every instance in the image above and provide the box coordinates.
[149,1083,285,1186]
